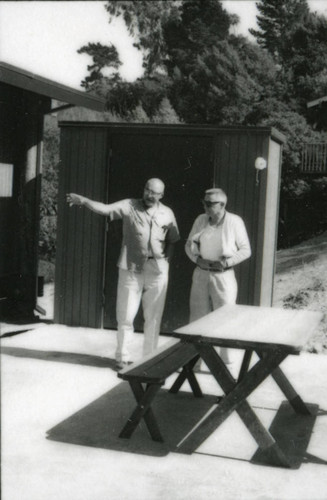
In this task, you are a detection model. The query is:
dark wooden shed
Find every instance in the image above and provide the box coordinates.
[55,122,285,332]
[0,62,106,322]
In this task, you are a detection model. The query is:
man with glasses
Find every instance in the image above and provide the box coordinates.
[185,188,251,364]
[67,178,180,370]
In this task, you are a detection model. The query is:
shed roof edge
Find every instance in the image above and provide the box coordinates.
[0,61,106,112]
[307,96,327,108]
[58,121,286,142]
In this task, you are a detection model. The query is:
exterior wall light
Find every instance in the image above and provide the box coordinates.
[255,157,267,184]
[255,157,267,170]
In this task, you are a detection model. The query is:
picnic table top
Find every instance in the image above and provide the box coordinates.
[174,305,323,353]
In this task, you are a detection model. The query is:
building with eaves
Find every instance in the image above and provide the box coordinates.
[0,62,106,321]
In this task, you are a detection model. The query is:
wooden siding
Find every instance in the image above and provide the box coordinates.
[213,130,272,307]
[55,126,109,326]
[0,86,44,319]
[0,99,16,278]
[103,129,214,331]
[56,123,284,330]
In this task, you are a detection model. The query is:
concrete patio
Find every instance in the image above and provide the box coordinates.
[1,317,327,500]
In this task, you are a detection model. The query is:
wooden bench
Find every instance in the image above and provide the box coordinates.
[118,338,202,442]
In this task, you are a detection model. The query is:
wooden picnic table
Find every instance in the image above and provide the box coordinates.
[173,304,323,467]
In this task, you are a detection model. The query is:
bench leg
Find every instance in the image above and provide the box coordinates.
[169,355,203,397]
[119,381,164,442]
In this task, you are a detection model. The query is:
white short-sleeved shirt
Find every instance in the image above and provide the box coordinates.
[108,199,180,272]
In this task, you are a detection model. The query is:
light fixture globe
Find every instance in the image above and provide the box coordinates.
[255,157,267,170]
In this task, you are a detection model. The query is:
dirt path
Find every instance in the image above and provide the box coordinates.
[273,231,327,353]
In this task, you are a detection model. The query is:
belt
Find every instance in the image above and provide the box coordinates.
[197,264,233,272]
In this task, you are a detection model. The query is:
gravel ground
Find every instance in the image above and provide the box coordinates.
[273,231,327,353]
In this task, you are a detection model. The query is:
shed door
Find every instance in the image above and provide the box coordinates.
[103,131,213,332]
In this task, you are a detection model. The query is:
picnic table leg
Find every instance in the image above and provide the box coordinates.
[238,351,310,415]
[169,355,203,397]
[270,365,311,415]
[237,349,253,383]
[119,381,164,442]
[177,344,292,467]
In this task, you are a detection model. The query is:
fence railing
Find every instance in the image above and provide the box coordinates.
[301,143,327,173]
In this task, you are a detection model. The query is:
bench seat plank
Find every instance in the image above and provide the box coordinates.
[118,339,199,384]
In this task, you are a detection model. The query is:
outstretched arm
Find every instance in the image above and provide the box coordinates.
[66,193,112,216]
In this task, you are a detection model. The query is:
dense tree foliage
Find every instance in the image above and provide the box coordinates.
[40,0,327,259]
[39,115,59,263]
[80,1,326,139]
[249,0,309,59]
[249,0,327,244]
[250,0,327,111]
[81,0,282,125]
[106,0,182,74]
[282,13,327,109]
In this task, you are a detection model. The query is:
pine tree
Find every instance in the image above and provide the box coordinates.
[97,0,277,124]
[249,0,309,60]
[77,42,121,89]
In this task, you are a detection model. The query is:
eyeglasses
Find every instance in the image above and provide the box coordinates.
[144,187,163,196]
[202,200,225,208]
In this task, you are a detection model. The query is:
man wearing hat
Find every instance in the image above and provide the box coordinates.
[185,188,251,364]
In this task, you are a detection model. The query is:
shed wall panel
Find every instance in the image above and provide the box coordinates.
[213,131,266,306]
[103,130,214,331]
[56,123,283,331]
[55,127,108,326]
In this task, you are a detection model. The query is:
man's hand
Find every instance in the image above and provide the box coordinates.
[66,193,84,207]
[196,257,226,271]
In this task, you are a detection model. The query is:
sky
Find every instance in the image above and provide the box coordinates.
[0,1,327,90]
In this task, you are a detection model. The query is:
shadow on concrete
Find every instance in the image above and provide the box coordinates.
[46,384,218,457]
[0,329,31,338]
[251,401,327,469]
[4,343,327,467]
[46,384,327,467]
[0,320,53,338]
[0,346,116,370]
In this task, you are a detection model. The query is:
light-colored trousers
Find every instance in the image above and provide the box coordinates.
[115,260,168,363]
[190,267,238,364]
